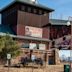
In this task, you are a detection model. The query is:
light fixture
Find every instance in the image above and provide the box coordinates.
[67,21,71,26]
[31,0,36,2]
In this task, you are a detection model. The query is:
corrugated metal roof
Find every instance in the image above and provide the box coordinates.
[50,19,72,25]
[0,0,54,13]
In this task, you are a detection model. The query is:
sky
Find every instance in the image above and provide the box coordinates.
[39,0,72,20]
[0,0,72,23]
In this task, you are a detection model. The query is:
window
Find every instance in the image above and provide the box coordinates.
[21,43,29,48]
[39,10,42,15]
[34,9,37,14]
[21,6,32,13]
[21,6,25,11]
[39,44,46,50]
[25,6,28,12]
[29,43,37,49]
[21,43,46,50]
[48,56,55,65]
[28,7,31,13]
[31,8,33,13]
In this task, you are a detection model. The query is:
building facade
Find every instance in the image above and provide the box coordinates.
[0,0,56,66]
[47,19,71,50]
[49,19,71,40]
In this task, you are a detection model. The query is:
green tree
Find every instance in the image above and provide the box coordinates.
[0,34,20,60]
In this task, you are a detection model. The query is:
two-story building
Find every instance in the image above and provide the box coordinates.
[0,0,56,66]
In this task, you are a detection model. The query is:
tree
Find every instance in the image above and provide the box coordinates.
[0,34,20,61]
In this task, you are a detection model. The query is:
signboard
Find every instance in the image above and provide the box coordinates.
[39,44,46,50]
[25,26,43,38]
[7,54,11,59]
[31,55,36,61]
[29,43,37,50]
[59,50,71,62]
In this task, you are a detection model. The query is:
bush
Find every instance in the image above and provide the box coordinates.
[0,34,20,61]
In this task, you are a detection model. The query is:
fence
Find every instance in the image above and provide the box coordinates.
[0,65,64,72]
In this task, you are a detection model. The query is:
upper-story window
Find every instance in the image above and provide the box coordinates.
[21,6,32,13]
[21,6,28,12]
[36,9,39,14]
[21,6,25,11]
[28,7,31,13]
[42,11,44,14]
[33,8,37,14]
[39,10,42,15]
[25,6,28,12]
[20,5,45,15]
[43,12,48,16]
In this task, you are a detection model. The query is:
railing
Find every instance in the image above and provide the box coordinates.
[21,48,53,55]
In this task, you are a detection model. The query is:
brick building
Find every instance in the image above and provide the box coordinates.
[0,0,57,66]
[48,19,71,50]
[49,19,71,40]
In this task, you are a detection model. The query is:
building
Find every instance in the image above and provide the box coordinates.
[0,0,56,66]
[50,19,71,49]
[49,19,71,40]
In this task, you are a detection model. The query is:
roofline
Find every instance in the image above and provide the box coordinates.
[0,1,15,13]
[0,1,54,13]
[17,1,54,12]
[50,19,68,21]
[42,19,72,26]
[0,32,51,42]
[49,19,72,25]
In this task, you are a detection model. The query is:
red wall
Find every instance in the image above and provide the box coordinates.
[17,24,25,36]
[17,25,49,39]
[42,28,49,38]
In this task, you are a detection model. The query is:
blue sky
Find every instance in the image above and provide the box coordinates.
[39,0,72,19]
[0,0,72,23]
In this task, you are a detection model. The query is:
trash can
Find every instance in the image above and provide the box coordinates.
[64,64,70,72]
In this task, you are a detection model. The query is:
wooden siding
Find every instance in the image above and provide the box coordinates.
[17,11,49,27]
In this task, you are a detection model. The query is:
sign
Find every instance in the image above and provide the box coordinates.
[31,55,36,61]
[25,26,43,38]
[39,44,46,50]
[29,43,37,49]
[7,54,11,59]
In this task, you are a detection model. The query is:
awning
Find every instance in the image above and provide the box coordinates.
[0,32,50,42]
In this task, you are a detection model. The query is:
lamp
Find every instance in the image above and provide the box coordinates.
[67,21,70,26]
